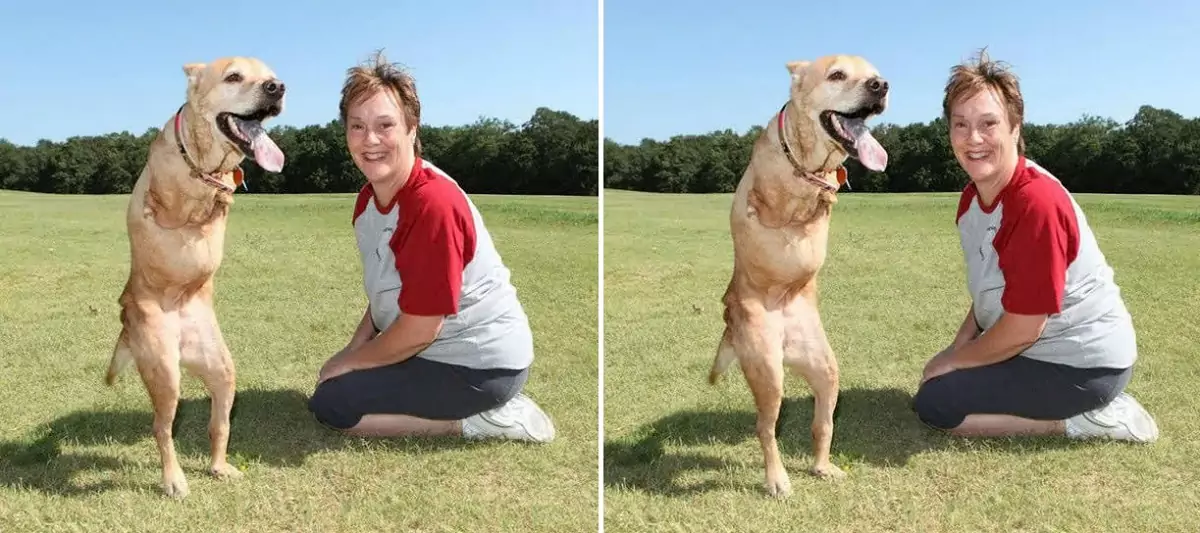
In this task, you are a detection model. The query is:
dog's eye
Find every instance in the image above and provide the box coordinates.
[224,73,243,83]
[827,71,846,81]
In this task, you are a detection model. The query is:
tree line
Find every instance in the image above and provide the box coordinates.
[0,107,598,196]
[604,105,1200,195]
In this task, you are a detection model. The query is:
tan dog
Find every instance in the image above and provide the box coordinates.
[708,55,889,498]
[105,57,286,498]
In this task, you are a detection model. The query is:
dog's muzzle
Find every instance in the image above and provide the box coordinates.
[261,78,285,100]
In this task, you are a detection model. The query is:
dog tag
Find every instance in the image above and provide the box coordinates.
[232,167,247,191]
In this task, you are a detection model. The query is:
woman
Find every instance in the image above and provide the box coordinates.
[307,50,555,442]
[911,49,1158,442]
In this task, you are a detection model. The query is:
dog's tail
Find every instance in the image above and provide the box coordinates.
[105,329,134,386]
[708,330,737,385]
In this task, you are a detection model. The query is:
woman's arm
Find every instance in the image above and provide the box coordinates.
[319,313,443,383]
[924,310,1045,383]
[346,305,377,351]
[325,313,443,379]
[945,311,1046,369]
[951,305,981,349]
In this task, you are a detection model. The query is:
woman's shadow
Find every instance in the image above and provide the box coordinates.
[0,387,480,497]
[604,385,1082,496]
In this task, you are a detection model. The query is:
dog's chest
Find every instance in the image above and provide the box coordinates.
[172,234,225,280]
[136,222,226,285]
[741,220,829,284]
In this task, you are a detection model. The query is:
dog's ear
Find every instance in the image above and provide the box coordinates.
[785,60,811,84]
[182,63,206,89]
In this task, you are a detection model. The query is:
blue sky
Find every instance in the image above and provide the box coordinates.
[0,0,598,146]
[5,1,1196,149]
[603,0,1200,145]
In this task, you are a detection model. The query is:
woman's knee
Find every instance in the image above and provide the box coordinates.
[308,382,362,430]
[912,379,966,430]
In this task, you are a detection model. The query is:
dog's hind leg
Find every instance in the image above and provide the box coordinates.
[734,309,791,498]
[181,292,241,481]
[126,302,189,499]
[783,295,845,480]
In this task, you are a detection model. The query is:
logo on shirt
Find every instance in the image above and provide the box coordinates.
[979,225,997,261]
[375,226,395,262]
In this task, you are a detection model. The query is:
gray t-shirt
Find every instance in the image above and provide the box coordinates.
[956,156,1136,369]
[352,158,534,371]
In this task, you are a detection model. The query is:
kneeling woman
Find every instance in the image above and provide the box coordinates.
[308,51,554,442]
[912,49,1157,443]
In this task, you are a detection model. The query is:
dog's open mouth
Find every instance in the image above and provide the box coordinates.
[216,105,285,173]
[820,105,887,171]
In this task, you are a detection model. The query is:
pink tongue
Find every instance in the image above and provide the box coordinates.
[251,132,285,172]
[854,130,888,171]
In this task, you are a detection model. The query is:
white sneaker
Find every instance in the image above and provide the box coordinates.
[1065,392,1159,443]
[462,393,556,443]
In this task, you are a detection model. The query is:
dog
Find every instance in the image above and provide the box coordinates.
[707,55,889,498]
[105,57,286,499]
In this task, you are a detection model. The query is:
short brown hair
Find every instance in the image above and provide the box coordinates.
[339,49,422,157]
[942,47,1025,155]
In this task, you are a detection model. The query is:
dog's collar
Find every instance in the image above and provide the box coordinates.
[173,105,244,194]
[777,102,849,193]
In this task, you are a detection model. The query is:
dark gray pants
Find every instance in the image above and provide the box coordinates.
[308,356,528,430]
[912,355,1132,429]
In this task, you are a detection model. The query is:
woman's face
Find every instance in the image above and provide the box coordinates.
[344,89,417,186]
[949,87,1020,188]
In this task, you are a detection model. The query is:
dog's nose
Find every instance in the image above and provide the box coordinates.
[263,79,286,97]
[866,77,888,96]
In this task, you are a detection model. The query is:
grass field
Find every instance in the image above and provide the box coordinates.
[0,190,598,532]
[602,188,1200,532]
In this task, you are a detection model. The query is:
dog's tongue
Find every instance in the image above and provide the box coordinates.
[237,119,285,173]
[844,118,887,171]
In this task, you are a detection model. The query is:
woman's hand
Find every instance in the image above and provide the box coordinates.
[317,346,354,385]
[316,313,444,386]
[920,346,959,385]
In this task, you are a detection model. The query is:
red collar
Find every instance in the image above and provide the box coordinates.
[777,103,848,193]
[173,106,245,194]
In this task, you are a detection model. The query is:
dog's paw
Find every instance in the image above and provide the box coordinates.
[162,473,190,499]
[210,462,244,481]
[809,462,846,480]
[764,475,792,498]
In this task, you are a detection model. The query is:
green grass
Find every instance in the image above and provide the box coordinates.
[602,188,1200,532]
[0,189,598,532]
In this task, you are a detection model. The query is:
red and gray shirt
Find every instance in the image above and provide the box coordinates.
[352,158,534,370]
[956,156,1136,369]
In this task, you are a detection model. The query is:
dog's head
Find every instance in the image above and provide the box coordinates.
[784,55,889,172]
[182,57,286,172]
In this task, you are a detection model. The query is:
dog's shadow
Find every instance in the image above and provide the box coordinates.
[604,386,1082,496]
[0,387,479,497]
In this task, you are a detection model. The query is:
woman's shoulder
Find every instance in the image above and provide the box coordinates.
[399,162,476,225]
[1005,159,1075,216]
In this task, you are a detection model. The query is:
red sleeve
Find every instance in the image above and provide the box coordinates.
[956,183,977,224]
[352,185,372,226]
[993,182,1079,315]
[390,184,476,316]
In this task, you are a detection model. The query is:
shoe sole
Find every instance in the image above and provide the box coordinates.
[477,406,556,443]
